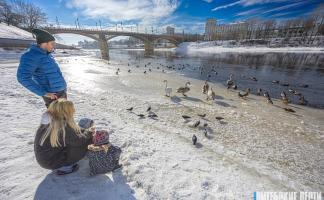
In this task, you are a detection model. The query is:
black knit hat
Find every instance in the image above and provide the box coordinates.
[32,28,55,44]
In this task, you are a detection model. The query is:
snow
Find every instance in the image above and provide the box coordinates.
[0,23,33,40]
[176,41,324,55]
[0,49,323,200]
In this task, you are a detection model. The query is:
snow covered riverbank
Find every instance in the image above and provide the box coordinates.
[176,41,324,55]
[0,49,323,199]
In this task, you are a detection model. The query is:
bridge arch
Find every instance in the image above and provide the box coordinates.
[106,34,150,44]
[153,36,180,46]
[52,33,99,42]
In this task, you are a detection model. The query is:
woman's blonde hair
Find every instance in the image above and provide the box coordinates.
[40,98,81,147]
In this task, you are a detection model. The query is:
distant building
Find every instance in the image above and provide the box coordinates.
[166,26,175,35]
[215,22,248,40]
[204,18,216,41]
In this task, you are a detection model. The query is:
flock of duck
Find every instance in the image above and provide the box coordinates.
[116,61,310,146]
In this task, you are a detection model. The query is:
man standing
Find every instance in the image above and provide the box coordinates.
[17,28,67,108]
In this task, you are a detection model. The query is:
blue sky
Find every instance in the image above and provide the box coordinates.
[29,0,323,44]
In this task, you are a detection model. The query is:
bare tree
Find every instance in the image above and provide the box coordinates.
[0,0,12,25]
[309,4,324,44]
[9,0,46,29]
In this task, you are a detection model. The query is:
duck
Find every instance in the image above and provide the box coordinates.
[238,88,250,98]
[193,120,200,128]
[288,88,295,94]
[182,115,191,120]
[299,84,309,88]
[299,95,308,105]
[206,87,216,101]
[163,80,172,97]
[144,71,147,74]
[197,113,206,118]
[263,91,270,99]
[177,82,191,97]
[257,88,262,96]
[137,114,145,118]
[215,116,224,121]
[192,134,197,145]
[263,91,273,104]
[148,113,158,118]
[267,97,273,104]
[272,80,280,84]
[126,107,133,111]
[232,85,237,90]
[203,128,208,137]
[281,91,290,104]
[146,106,151,112]
[226,74,234,89]
[294,91,302,96]
[128,69,131,73]
[250,76,258,81]
[202,81,209,94]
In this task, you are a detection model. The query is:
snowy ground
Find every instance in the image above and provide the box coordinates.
[0,23,33,40]
[0,49,323,200]
[176,41,324,55]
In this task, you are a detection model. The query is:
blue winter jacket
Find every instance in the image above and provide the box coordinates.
[17,44,67,96]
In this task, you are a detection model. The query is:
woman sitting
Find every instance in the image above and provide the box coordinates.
[34,98,93,175]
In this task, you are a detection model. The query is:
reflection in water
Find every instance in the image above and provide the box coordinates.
[103,49,324,108]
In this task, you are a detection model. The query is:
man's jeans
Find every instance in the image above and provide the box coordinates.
[42,89,67,108]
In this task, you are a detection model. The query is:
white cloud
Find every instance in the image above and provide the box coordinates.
[235,8,263,16]
[262,1,307,14]
[202,0,213,3]
[212,1,241,11]
[65,0,179,25]
[212,0,292,12]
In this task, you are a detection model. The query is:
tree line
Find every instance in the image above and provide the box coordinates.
[208,4,324,45]
[0,0,46,29]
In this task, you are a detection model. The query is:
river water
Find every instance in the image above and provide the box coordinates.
[102,49,324,108]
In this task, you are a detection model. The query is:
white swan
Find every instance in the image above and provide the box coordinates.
[163,80,172,97]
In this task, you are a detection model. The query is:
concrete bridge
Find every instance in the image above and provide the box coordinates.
[34,27,200,60]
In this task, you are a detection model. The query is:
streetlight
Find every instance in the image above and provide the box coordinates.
[55,16,60,27]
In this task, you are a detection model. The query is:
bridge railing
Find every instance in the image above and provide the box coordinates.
[41,26,200,40]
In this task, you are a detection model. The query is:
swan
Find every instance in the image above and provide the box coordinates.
[163,80,172,97]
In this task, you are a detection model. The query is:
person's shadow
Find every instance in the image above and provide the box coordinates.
[34,159,136,200]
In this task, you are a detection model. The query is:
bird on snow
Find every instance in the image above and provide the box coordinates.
[126,107,133,111]
[163,80,172,97]
[192,134,197,145]
[177,82,191,97]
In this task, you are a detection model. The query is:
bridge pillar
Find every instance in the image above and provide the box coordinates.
[144,42,154,55]
[98,34,109,60]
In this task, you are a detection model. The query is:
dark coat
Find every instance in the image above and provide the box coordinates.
[34,123,92,170]
[17,44,67,96]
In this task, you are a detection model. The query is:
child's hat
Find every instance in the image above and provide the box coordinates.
[78,118,94,129]
[93,130,109,146]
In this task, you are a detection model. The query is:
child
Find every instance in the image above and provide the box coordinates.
[78,118,122,175]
